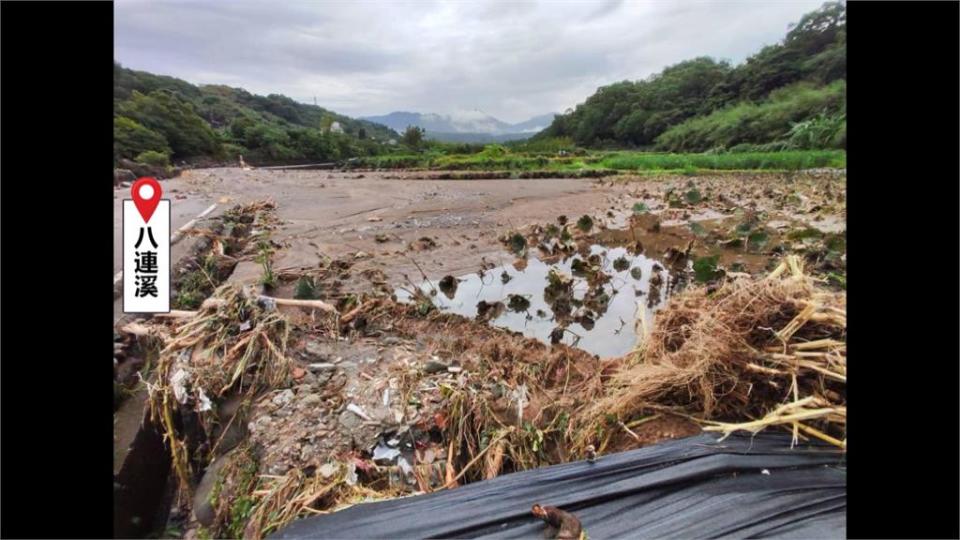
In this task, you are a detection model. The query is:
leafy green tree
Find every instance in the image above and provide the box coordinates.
[229,116,256,142]
[117,90,221,158]
[402,125,426,149]
[536,1,845,149]
[114,116,171,161]
[785,1,846,55]
[289,128,338,161]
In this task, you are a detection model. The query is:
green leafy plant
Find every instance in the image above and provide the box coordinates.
[693,255,724,283]
[689,222,708,237]
[294,276,319,299]
[508,233,527,255]
[576,215,594,233]
[256,242,276,289]
[135,149,171,168]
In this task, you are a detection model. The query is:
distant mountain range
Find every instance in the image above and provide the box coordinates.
[361,111,557,143]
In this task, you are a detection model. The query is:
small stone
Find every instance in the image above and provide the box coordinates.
[338,410,363,430]
[300,444,315,460]
[303,341,326,359]
[424,360,447,374]
[268,463,290,476]
[300,394,322,407]
[272,389,295,407]
[318,462,339,478]
[213,395,247,455]
[192,455,230,526]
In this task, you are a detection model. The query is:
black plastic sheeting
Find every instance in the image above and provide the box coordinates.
[272,432,846,539]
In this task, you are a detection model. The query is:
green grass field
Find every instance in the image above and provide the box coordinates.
[355,149,845,173]
[597,150,845,171]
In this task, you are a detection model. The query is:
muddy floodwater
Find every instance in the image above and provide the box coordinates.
[397,245,671,358]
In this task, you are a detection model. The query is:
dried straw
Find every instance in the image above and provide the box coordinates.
[574,255,846,451]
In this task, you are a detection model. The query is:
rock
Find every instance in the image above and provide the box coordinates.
[212,395,247,455]
[249,415,272,433]
[272,389,295,408]
[114,169,136,186]
[299,444,315,461]
[300,394,322,407]
[227,261,264,286]
[192,454,231,526]
[424,360,448,374]
[118,158,172,180]
[300,370,318,384]
[302,341,327,359]
[318,462,339,478]
[338,409,363,431]
[115,357,145,385]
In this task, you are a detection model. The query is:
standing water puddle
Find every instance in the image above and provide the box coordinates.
[396,246,674,358]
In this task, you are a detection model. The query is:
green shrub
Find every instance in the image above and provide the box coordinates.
[135,150,171,167]
[510,136,578,154]
[294,276,319,299]
[599,150,845,171]
[480,144,509,158]
[114,116,171,160]
[655,81,846,152]
[788,113,846,149]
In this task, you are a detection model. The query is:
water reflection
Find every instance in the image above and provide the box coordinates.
[396,246,672,358]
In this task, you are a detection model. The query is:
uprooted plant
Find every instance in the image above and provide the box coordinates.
[145,283,293,499]
[435,254,845,486]
[573,255,845,452]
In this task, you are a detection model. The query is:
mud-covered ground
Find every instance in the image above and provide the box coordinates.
[113,167,845,538]
[114,168,844,299]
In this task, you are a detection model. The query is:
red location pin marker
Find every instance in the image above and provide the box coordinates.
[131,177,162,223]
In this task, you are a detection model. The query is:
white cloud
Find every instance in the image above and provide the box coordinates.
[115,0,826,123]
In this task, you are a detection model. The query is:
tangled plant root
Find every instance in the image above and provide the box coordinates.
[575,255,846,451]
[236,463,401,540]
[146,283,293,497]
[436,336,607,482]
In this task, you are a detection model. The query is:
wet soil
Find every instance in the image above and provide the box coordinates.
[112,168,845,538]
[115,169,843,305]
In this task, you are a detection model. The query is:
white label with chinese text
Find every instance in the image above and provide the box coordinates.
[123,200,170,313]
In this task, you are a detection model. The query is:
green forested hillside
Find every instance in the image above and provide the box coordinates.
[113,64,397,166]
[536,2,845,152]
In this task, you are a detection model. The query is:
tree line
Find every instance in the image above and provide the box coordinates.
[536,2,845,152]
[114,64,399,167]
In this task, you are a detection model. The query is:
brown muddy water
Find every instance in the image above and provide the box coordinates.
[396,245,673,358]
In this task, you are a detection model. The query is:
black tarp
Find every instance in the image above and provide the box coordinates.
[271,432,846,539]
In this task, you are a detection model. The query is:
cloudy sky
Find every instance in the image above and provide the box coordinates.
[115,0,824,123]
